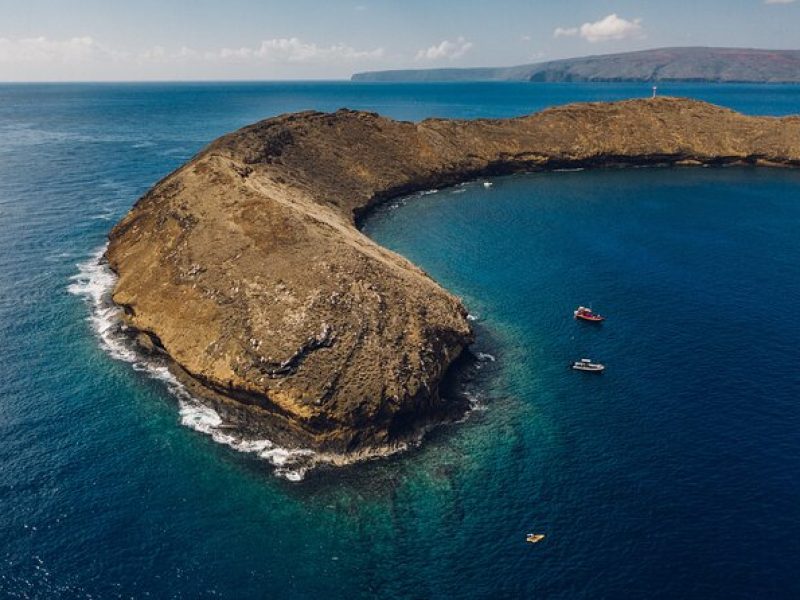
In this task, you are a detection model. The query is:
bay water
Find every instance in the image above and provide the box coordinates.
[1,82,799,598]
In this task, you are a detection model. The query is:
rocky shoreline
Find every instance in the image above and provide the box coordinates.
[105,97,800,459]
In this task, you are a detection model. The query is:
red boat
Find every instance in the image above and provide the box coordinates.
[574,306,605,322]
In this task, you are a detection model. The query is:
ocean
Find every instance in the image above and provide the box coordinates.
[1,82,799,598]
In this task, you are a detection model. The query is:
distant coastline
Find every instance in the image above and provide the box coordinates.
[352,47,800,83]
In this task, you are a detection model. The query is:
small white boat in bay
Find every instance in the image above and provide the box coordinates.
[571,358,605,373]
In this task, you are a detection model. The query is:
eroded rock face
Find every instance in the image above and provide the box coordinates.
[106,98,800,453]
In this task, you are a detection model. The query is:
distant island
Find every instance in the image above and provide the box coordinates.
[352,47,800,83]
[106,98,800,465]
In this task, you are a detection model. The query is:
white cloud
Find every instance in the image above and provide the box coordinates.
[0,35,382,69]
[554,14,644,43]
[139,45,168,61]
[0,36,100,63]
[764,0,796,4]
[211,38,383,63]
[554,27,580,38]
[415,37,473,61]
[138,45,198,63]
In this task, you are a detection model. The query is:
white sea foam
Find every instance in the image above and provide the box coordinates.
[44,251,77,263]
[67,246,138,364]
[453,391,487,423]
[476,352,496,362]
[68,245,317,481]
[463,391,487,410]
[177,398,316,480]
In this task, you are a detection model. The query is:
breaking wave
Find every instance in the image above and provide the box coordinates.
[67,245,318,481]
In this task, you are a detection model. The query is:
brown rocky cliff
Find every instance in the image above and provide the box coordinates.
[106,97,800,454]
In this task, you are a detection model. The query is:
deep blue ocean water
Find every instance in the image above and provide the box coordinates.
[1,82,799,598]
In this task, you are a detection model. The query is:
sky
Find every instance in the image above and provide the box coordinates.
[0,0,798,81]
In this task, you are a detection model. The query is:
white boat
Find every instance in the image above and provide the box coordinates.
[571,358,605,373]
[483,181,493,189]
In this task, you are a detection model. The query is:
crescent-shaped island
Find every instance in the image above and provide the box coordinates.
[105,97,800,461]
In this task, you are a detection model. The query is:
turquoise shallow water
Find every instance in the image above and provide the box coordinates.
[1,82,800,598]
